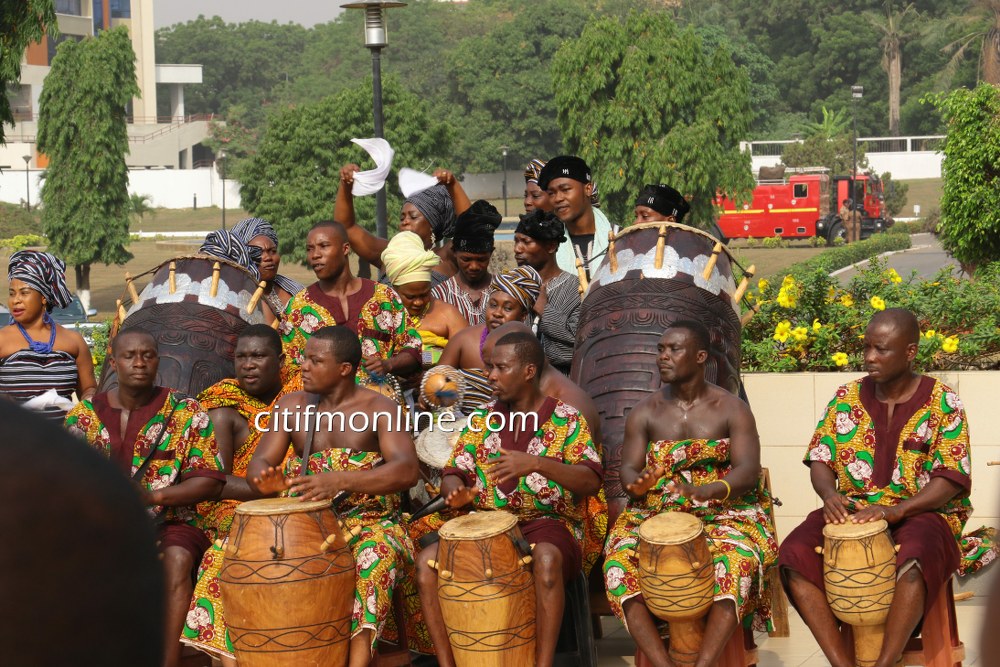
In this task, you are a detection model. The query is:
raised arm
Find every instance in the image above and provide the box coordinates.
[434,169,472,216]
[335,163,389,266]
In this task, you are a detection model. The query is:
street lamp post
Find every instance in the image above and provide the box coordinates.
[851,85,863,207]
[219,149,227,231]
[342,1,407,241]
[22,155,31,212]
[501,146,508,218]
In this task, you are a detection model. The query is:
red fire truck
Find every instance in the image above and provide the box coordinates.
[713,169,890,244]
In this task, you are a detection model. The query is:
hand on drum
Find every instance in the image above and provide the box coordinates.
[625,465,667,497]
[490,448,539,486]
[253,466,291,496]
[666,479,717,503]
[287,472,344,502]
[851,503,899,525]
[821,492,852,524]
[445,485,476,509]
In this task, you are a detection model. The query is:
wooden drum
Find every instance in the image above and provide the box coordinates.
[430,511,536,666]
[219,498,356,667]
[637,512,715,667]
[819,519,898,667]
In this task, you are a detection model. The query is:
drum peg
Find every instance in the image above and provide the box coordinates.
[426,559,439,571]
[519,555,533,567]
[608,231,618,273]
[168,261,177,294]
[116,299,128,324]
[485,567,494,578]
[702,242,723,281]
[213,539,224,549]
[319,534,339,553]
[440,569,453,580]
[575,259,589,295]
[733,264,756,303]
[654,225,667,269]
[740,302,761,326]
[424,482,439,496]
[987,461,1000,466]
[247,280,267,314]
[894,544,901,553]
[814,546,824,554]
[270,317,281,330]
[269,545,284,559]
[210,262,221,298]
[125,272,140,304]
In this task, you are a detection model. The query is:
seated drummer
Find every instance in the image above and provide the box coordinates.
[64,329,225,667]
[415,332,603,667]
[603,320,776,667]
[779,309,990,667]
[247,326,420,667]
[633,184,691,225]
[181,324,285,663]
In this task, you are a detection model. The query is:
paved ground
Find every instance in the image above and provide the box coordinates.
[835,233,958,283]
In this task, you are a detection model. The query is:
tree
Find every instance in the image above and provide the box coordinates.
[799,106,852,139]
[37,27,137,310]
[0,0,56,145]
[866,1,921,135]
[239,77,451,264]
[781,133,870,176]
[938,0,1000,85]
[927,83,1000,272]
[129,193,155,230]
[551,11,756,225]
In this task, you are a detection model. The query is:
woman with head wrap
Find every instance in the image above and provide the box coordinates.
[437,265,541,413]
[381,231,467,372]
[335,162,473,288]
[0,251,96,420]
[524,158,551,215]
[231,217,305,316]
[198,229,284,323]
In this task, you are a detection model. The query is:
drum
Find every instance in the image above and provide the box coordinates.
[819,520,898,667]
[571,222,744,510]
[637,512,715,667]
[219,498,356,667]
[99,255,272,397]
[430,511,536,666]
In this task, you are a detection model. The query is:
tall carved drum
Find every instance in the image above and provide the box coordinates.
[219,498,356,667]
[820,519,898,667]
[571,223,744,511]
[98,255,271,397]
[637,512,716,667]
[431,511,536,666]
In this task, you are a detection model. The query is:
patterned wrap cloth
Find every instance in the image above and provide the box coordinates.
[181,379,272,659]
[8,250,73,311]
[199,229,262,283]
[489,265,541,321]
[407,184,456,242]
[230,217,305,298]
[604,438,778,632]
[796,377,995,575]
[279,280,422,385]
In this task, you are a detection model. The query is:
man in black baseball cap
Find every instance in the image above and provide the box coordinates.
[633,184,691,224]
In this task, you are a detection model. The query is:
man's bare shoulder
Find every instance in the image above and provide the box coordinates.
[275,391,312,410]
[632,388,668,416]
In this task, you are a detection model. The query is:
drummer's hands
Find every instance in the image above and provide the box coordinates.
[339,163,360,190]
[851,504,899,525]
[288,472,342,502]
[363,354,391,378]
[445,485,476,509]
[821,492,852,524]
[625,465,667,497]
[491,448,538,485]
[434,169,457,187]
[253,466,290,496]
[666,479,715,503]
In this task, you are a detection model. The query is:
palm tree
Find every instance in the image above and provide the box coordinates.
[129,193,155,232]
[937,0,1000,86]
[866,1,920,137]
[798,106,851,140]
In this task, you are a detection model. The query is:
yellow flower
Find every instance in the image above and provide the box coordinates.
[773,320,792,343]
[942,336,959,354]
[870,296,886,311]
[791,326,809,343]
[924,329,936,339]
[813,318,823,331]
[840,293,854,307]
[773,332,789,343]
[826,286,836,303]
[757,278,770,292]
[831,352,849,367]
[886,268,902,284]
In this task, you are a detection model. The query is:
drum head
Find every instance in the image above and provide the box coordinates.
[234,497,332,516]
[415,418,464,469]
[638,512,704,545]
[822,518,889,539]
[439,510,518,540]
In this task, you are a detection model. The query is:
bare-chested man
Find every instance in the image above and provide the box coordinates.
[247,325,420,667]
[602,321,777,667]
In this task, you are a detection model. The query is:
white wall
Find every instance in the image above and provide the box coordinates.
[750,152,942,180]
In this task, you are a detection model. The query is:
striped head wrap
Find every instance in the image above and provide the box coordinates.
[8,250,72,312]
[524,159,546,184]
[406,184,456,241]
[199,229,263,282]
[381,231,439,286]
[489,265,541,316]
[230,217,303,295]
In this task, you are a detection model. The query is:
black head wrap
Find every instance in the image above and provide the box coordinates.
[452,200,502,254]
[8,251,72,312]
[636,184,691,222]
[515,209,566,244]
[537,155,592,191]
[406,184,456,241]
[199,229,263,282]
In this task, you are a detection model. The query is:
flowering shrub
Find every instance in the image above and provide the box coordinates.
[741,258,1000,371]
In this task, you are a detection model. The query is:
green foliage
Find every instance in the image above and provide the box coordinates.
[742,257,1000,371]
[880,171,910,217]
[129,194,155,221]
[0,234,46,251]
[799,106,851,139]
[783,231,911,279]
[37,27,137,271]
[761,236,787,249]
[0,0,56,144]
[926,83,1000,271]
[0,202,42,238]
[89,319,113,379]
[239,77,450,264]
[782,133,870,175]
[551,11,756,225]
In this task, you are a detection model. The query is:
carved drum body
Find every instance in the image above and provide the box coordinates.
[570,223,742,505]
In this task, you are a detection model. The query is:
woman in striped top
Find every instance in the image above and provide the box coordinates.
[0,251,96,421]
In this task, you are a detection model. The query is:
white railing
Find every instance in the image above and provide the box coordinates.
[742,135,946,180]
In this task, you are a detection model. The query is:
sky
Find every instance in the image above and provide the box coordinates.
[153,0,346,28]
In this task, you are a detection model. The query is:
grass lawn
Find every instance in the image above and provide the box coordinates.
[726,240,828,281]
[131,207,251,233]
[898,178,942,217]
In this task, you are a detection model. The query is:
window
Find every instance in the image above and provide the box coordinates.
[92,0,104,32]
[54,0,82,15]
[110,0,131,18]
[793,184,808,198]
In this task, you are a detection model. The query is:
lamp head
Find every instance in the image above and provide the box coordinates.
[851,85,864,99]
[342,1,407,48]
[22,155,30,165]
